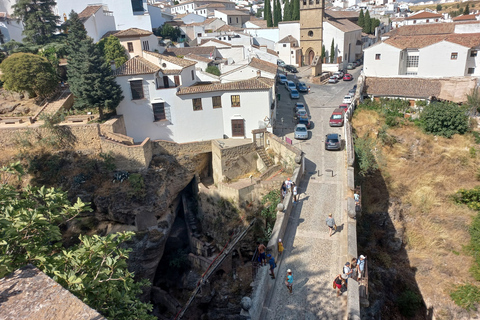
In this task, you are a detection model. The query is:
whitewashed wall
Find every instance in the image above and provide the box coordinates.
[364,42,401,76]
[419,41,469,77]
[83,8,116,43]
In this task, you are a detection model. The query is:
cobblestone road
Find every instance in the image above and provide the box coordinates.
[261,66,361,320]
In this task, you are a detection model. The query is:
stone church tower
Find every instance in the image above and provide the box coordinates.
[300,0,325,76]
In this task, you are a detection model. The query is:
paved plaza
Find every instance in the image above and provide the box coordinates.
[261,66,361,319]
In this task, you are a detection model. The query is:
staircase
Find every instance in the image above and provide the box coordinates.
[257,147,273,168]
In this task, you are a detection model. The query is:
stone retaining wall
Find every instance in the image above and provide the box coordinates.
[265,132,302,173]
[99,137,152,171]
[152,139,212,156]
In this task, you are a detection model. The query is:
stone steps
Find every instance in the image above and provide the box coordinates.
[256,147,273,168]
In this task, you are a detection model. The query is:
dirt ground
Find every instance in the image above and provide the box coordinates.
[0,88,43,117]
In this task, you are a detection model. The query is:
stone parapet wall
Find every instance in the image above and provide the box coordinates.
[265,132,301,172]
[99,137,152,171]
[152,140,212,156]
[100,116,127,136]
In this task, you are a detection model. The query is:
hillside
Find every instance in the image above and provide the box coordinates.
[411,0,480,15]
[352,107,479,319]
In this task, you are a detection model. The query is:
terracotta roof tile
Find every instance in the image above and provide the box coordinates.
[384,22,455,37]
[365,76,476,103]
[78,5,102,22]
[384,32,480,49]
[166,46,216,56]
[324,10,358,20]
[453,14,478,21]
[248,19,268,28]
[113,56,159,76]
[327,19,362,33]
[445,33,480,48]
[216,24,244,32]
[177,77,274,95]
[199,38,231,46]
[114,28,153,37]
[215,9,251,16]
[404,11,442,20]
[248,57,278,74]
[146,51,198,68]
[185,53,213,63]
[278,35,298,43]
[101,30,118,39]
[267,48,278,56]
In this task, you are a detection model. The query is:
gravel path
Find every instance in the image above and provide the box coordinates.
[261,66,361,319]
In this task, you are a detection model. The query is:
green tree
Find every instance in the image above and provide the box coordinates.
[363,10,371,34]
[206,65,221,76]
[358,9,365,28]
[465,4,470,15]
[283,0,292,21]
[0,52,57,98]
[98,36,128,68]
[371,18,380,34]
[321,44,326,63]
[0,165,155,320]
[354,135,379,176]
[436,4,442,11]
[256,8,264,18]
[67,12,123,119]
[293,0,300,20]
[420,101,469,138]
[466,88,480,114]
[459,7,464,15]
[155,23,182,41]
[274,0,282,26]
[12,0,59,45]
[330,39,335,63]
[265,0,273,27]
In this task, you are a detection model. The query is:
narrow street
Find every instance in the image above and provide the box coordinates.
[261,67,360,319]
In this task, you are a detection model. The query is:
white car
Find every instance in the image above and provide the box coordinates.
[328,76,339,84]
[342,95,353,104]
[294,124,308,140]
[285,81,296,92]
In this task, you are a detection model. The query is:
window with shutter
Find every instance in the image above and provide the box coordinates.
[130,80,144,100]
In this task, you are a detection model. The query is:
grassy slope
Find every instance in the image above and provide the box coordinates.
[411,0,480,13]
[352,109,479,318]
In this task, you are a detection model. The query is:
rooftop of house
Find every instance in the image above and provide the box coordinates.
[166,45,217,56]
[453,14,478,21]
[278,35,298,44]
[216,24,244,32]
[177,77,275,95]
[404,11,443,20]
[0,265,106,320]
[113,56,160,76]
[182,17,220,26]
[185,52,213,63]
[215,9,251,16]
[173,0,233,7]
[324,10,358,20]
[278,20,299,24]
[147,51,198,68]
[365,76,476,103]
[200,38,232,47]
[113,28,153,38]
[383,32,480,49]
[247,19,268,28]
[78,5,103,22]
[327,18,362,33]
[384,20,480,37]
[196,3,226,9]
[247,57,278,74]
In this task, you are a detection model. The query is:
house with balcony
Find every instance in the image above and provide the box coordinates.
[113,51,276,143]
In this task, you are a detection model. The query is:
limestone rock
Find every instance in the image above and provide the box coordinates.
[240,296,252,311]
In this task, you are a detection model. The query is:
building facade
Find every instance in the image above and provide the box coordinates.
[300,0,325,75]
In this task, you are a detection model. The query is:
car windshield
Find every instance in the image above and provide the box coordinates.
[296,127,307,132]
[328,138,339,143]
[298,110,307,115]
[291,89,298,93]
[289,83,296,87]
[331,115,342,119]
[298,82,305,86]
[280,75,287,79]
[344,96,351,100]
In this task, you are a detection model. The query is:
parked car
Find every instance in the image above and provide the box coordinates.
[294,124,308,140]
[328,76,339,84]
[325,133,342,151]
[353,84,357,90]
[343,73,353,81]
[297,115,311,129]
[334,71,344,79]
[285,65,298,73]
[342,95,353,104]
[348,88,356,96]
[339,104,349,113]
[294,102,305,113]
[296,109,308,119]
[277,59,286,67]
[290,89,300,99]
[347,63,354,70]
[285,80,296,92]
[296,81,308,92]
[329,108,345,127]
[278,74,288,84]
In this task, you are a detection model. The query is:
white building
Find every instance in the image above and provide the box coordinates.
[56,0,153,31]
[104,28,164,59]
[170,0,235,15]
[276,35,302,66]
[364,21,480,77]
[214,9,251,28]
[114,51,276,143]
[403,11,444,25]
[323,18,362,66]
[78,5,115,43]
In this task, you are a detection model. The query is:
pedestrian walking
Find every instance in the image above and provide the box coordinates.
[257,242,267,266]
[285,178,292,193]
[326,213,337,237]
[357,255,366,280]
[281,182,287,200]
[343,262,353,282]
[278,238,284,256]
[285,269,293,294]
[292,183,298,203]
[333,274,348,296]
[267,254,276,279]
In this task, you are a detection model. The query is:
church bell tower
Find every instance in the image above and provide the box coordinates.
[300,0,325,76]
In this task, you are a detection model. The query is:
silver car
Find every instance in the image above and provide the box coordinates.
[285,80,296,92]
[294,124,308,140]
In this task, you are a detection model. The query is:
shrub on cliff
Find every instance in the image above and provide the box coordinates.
[0,163,155,320]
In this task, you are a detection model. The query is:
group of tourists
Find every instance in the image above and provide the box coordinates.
[333,255,367,296]
[281,178,298,202]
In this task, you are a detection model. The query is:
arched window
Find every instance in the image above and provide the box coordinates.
[308,31,313,37]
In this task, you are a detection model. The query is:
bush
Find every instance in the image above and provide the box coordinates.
[354,134,378,176]
[397,289,423,317]
[420,101,469,138]
[206,65,221,76]
[451,284,480,311]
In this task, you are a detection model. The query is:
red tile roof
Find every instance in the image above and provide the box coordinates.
[384,22,455,37]
[215,24,244,32]
[185,53,213,63]
[166,46,217,57]
[78,5,102,22]
[453,14,478,21]
[324,10,359,20]
[248,19,268,28]
[327,18,362,33]
[114,28,153,37]
[177,77,274,95]
[404,11,443,20]
[113,56,159,76]
[200,38,231,47]
[384,32,480,49]
[146,51,198,68]
[248,57,278,74]
[278,35,298,44]
[215,9,251,16]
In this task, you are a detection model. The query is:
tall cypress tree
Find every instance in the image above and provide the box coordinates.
[371,18,380,34]
[465,4,470,15]
[12,0,59,45]
[67,11,123,119]
[293,0,300,20]
[363,10,371,34]
[358,9,365,28]
[274,0,282,26]
[330,39,335,64]
[284,0,291,21]
[265,0,273,27]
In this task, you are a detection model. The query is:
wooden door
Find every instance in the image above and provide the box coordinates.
[231,119,245,137]
[308,51,315,65]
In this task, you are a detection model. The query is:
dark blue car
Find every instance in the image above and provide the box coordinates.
[296,82,308,93]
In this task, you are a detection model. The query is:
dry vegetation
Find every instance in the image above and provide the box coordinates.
[352,109,479,318]
[411,0,480,14]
